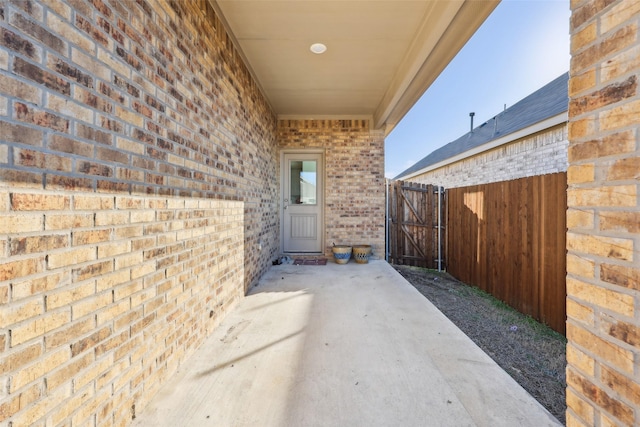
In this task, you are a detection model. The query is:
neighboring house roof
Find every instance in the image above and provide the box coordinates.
[394,72,569,180]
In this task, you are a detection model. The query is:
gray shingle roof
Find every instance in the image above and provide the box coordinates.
[394,72,569,180]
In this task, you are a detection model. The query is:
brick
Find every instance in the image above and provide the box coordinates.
[600,313,640,348]
[0,297,43,326]
[0,120,44,146]
[74,195,115,210]
[0,256,44,282]
[567,277,634,317]
[567,322,634,373]
[567,297,595,326]
[39,0,72,20]
[1,27,41,60]
[567,253,595,278]
[11,272,66,301]
[47,247,97,269]
[77,123,112,145]
[11,12,66,54]
[113,280,142,301]
[72,228,112,245]
[571,24,636,73]
[9,381,71,426]
[45,174,94,191]
[571,21,597,52]
[567,388,595,425]
[46,353,93,391]
[72,291,113,319]
[97,240,130,258]
[0,49,7,70]
[11,192,70,211]
[47,93,94,123]
[74,354,112,390]
[567,368,634,425]
[95,330,128,357]
[14,148,73,172]
[606,157,640,180]
[0,73,41,103]
[70,326,111,357]
[567,185,636,207]
[568,130,636,161]
[46,281,95,310]
[47,384,94,427]
[95,210,128,226]
[567,164,594,183]
[600,262,640,290]
[600,0,640,33]
[47,54,93,87]
[73,260,113,282]
[46,12,94,52]
[96,298,130,325]
[10,309,70,346]
[0,342,42,375]
[568,117,595,139]
[567,342,595,377]
[0,213,43,233]
[45,213,93,230]
[48,134,93,157]
[8,0,44,20]
[600,364,640,406]
[602,44,640,81]
[600,99,640,131]
[97,47,130,79]
[566,232,633,261]
[570,75,637,116]
[45,317,95,350]
[96,269,130,292]
[15,102,69,132]
[0,383,42,422]
[114,307,142,332]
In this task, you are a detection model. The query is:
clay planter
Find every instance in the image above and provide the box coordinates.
[352,245,372,264]
[332,245,352,264]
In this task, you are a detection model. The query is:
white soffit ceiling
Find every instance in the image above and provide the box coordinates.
[213,0,499,133]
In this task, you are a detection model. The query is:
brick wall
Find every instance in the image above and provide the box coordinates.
[0,0,278,425]
[408,124,568,188]
[278,120,386,259]
[566,0,640,425]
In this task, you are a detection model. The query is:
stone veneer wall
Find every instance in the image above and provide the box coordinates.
[566,0,640,425]
[408,124,568,188]
[278,120,386,259]
[0,0,278,425]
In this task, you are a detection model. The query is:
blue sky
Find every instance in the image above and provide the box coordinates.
[385,0,571,179]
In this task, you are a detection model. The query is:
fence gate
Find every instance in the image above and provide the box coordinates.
[387,180,445,269]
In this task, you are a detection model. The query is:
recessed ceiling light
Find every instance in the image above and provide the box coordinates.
[310,43,327,54]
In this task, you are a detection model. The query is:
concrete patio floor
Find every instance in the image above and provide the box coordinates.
[132,260,561,427]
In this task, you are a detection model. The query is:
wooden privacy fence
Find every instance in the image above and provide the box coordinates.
[446,172,567,334]
[387,180,445,269]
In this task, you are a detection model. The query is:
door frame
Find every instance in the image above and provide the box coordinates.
[279,149,325,255]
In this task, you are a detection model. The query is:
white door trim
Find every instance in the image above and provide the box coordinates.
[280,149,325,254]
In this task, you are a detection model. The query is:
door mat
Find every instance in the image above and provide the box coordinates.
[293,258,327,265]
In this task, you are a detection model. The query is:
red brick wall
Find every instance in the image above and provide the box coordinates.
[567,0,640,425]
[0,0,277,424]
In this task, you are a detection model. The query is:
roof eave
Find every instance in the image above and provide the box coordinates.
[375,0,500,134]
[396,111,568,181]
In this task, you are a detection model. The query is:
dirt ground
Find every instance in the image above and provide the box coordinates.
[393,265,567,424]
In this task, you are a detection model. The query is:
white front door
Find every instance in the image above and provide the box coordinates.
[282,152,323,253]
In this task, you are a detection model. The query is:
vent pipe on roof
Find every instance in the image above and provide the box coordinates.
[469,112,475,133]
